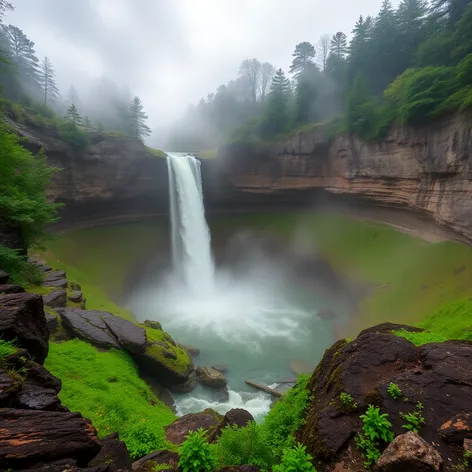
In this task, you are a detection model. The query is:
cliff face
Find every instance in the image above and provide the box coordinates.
[217,112,472,242]
[8,119,169,228]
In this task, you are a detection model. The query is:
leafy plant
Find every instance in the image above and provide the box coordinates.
[0,246,42,285]
[273,443,317,472]
[354,433,382,467]
[0,338,17,365]
[339,392,358,411]
[387,383,402,400]
[401,402,425,433]
[178,428,215,472]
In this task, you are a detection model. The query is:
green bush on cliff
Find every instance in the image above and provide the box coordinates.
[45,339,176,458]
[58,120,90,153]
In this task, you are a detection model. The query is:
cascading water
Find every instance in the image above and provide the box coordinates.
[166,152,215,294]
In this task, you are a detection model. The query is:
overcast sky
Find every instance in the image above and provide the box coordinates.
[6,0,400,145]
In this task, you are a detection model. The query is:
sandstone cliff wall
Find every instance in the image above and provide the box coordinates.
[217,112,472,242]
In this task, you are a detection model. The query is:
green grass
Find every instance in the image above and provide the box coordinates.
[145,146,167,158]
[393,329,449,346]
[45,339,176,458]
[0,338,17,364]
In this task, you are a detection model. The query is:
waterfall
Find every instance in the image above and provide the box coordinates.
[165,152,215,293]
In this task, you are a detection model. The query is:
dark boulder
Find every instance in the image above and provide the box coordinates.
[16,384,61,411]
[44,277,68,288]
[0,408,101,468]
[89,433,132,471]
[0,293,49,363]
[45,311,59,332]
[43,289,67,309]
[196,366,227,389]
[209,408,254,443]
[132,450,179,472]
[296,323,472,470]
[377,432,443,472]
[45,270,66,280]
[68,290,83,303]
[0,269,9,284]
[103,315,146,354]
[0,368,22,406]
[439,413,472,443]
[165,408,223,446]
[0,283,25,294]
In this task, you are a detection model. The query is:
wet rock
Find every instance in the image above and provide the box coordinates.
[209,408,254,443]
[68,291,83,303]
[89,432,132,471]
[43,289,67,308]
[0,293,49,363]
[103,314,146,354]
[196,366,227,389]
[0,269,9,284]
[144,319,162,330]
[0,408,101,468]
[212,364,228,373]
[44,278,68,288]
[165,408,223,446]
[183,344,200,357]
[289,359,312,375]
[377,432,443,472]
[0,283,25,294]
[45,312,59,332]
[132,450,179,472]
[0,368,22,406]
[439,413,472,443]
[45,270,66,280]
[69,281,82,291]
[17,384,61,411]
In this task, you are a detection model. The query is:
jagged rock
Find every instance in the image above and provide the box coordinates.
[0,408,101,468]
[0,368,22,406]
[0,283,25,293]
[290,359,312,375]
[132,450,179,472]
[377,432,443,472]
[439,413,472,443]
[45,312,59,332]
[68,290,83,303]
[43,289,67,308]
[89,433,132,470]
[16,384,61,411]
[59,308,145,353]
[165,408,223,445]
[212,364,228,373]
[209,408,254,443]
[183,344,200,357]
[296,323,472,470]
[196,366,227,389]
[0,293,49,363]
[0,269,9,284]
[44,278,68,288]
[144,319,162,330]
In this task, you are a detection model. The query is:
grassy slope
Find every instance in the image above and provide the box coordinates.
[45,340,176,458]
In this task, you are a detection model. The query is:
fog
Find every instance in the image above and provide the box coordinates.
[6,0,399,147]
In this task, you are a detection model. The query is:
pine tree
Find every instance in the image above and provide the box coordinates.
[65,104,82,127]
[83,115,91,127]
[39,56,59,105]
[3,25,40,86]
[0,1,13,24]
[261,69,291,137]
[289,42,317,80]
[128,96,151,140]
[432,0,471,25]
[330,32,348,59]
[67,85,79,106]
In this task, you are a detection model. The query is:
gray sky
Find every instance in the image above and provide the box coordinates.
[6,0,399,145]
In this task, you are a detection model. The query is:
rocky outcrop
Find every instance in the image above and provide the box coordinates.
[296,323,472,471]
[196,366,227,389]
[218,112,472,242]
[132,450,179,472]
[88,433,132,471]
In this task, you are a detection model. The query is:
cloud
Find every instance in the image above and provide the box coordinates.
[6,0,399,144]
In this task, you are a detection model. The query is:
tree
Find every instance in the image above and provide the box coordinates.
[39,56,59,105]
[289,42,317,80]
[0,0,13,23]
[128,96,151,140]
[330,32,348,59]
[65,104,82,127]
[432,0,472,24]
[83,115,91,127]
[317,34,331,71]
[262,68,291,137]
[67,85,79,106]
[3,25,40,86]
[239,58,262,103]
[294,69,319,125]
[259,62,275,99]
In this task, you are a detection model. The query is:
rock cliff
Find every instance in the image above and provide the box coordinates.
[217,112,472,242]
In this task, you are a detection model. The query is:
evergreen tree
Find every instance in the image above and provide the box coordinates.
[3,25,40,86]
[289,42,316,80]
[67,85,79,106]
[128,96,151,140]
[294,70,319,125]
[330,32,348,59]
[65,104,82,127]
[39,56,59,105]
[262,69,291,137]
[347,15,374,84]
[0,1,13,23]
[432,0,472,24]
[83,115,91,127]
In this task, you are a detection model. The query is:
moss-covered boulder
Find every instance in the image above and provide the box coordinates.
[135,325,195,393]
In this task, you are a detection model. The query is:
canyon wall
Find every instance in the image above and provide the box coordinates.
[215,112,472,242]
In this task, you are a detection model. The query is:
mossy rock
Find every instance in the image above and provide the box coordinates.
[135,326,195,392]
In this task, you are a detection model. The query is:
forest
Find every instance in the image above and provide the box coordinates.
[168,0,472,150]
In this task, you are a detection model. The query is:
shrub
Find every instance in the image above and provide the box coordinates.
[387,383,402,400]
[401,402,425,433]
[339,392,358,411]
[0,245,42,285]
[178,428,215,472]
[0,338,16,364]
[58,121,90,153]
[273,444,316,472]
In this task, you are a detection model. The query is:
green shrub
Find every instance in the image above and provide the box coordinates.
[401,402,425,433]
[58,121,90,153]
[387,383,402,400]
[178,428,215,472]
[339,392,358,411]
[273,444,316,472]
[0,245,42,285]
[0,338,16,364]
[45,340,176,459]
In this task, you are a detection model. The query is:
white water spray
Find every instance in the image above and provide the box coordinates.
[166,152,215,294]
